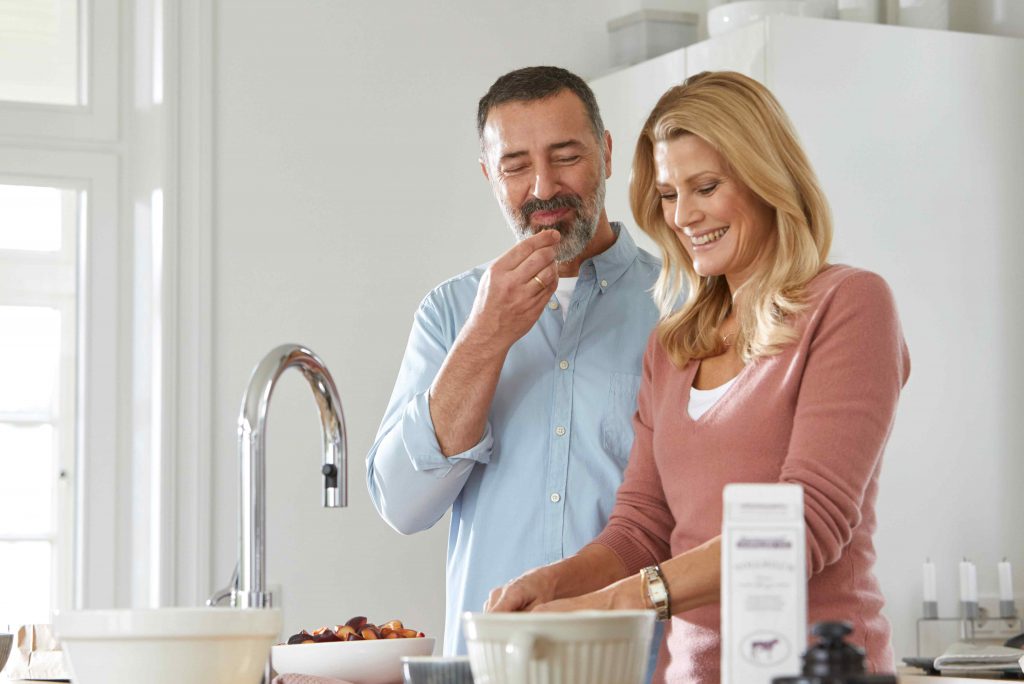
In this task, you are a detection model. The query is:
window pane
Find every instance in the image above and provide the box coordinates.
[0,184,69,252]
[0,306,61,414]
[0,424,54,535]
[0,0,80,105]
[0,542,52,625]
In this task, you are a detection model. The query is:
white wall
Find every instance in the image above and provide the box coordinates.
[210,0,625,645]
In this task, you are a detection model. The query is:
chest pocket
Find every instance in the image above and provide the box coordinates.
[600,372,642,467]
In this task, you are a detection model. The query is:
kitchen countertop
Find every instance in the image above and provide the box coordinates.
[3,672,1020,683]
[900,671,1023,681]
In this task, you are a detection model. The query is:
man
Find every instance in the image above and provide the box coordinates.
[366,66,663,659]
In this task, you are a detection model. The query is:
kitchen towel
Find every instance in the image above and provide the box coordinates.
[272,675,355,684]
[933,641,1024,674]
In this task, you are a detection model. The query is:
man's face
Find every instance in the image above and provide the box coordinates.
[480,90,611,262]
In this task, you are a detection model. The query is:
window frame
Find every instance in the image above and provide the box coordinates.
[0,0,214,614]
[0,148,120,611]
[0,0,119,142]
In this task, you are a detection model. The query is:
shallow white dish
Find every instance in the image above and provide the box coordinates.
[462,610,655,684]
[53,607,282,684]
[272,637,435,684]
[708,0,831,37]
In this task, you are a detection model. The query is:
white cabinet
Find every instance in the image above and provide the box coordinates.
[591,17,1024,664]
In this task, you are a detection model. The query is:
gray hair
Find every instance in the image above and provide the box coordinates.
[476,66,605,147]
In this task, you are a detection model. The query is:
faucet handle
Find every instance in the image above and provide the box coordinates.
[206,563,239,607]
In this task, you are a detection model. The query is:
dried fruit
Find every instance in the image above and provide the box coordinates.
[314,630,341,643]
[345,616,367,631]
[286,630,312,645]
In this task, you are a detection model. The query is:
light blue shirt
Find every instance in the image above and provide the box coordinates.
[366,224,663,658]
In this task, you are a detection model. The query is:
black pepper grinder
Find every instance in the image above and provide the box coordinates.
[772,622,897,684]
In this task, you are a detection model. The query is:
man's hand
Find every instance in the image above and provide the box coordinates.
[485,567,559,613]
[465,229,560,351]
[427,229,560,457]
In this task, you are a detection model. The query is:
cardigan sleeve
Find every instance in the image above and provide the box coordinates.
[592,332,675,574]
[779,270,910,576]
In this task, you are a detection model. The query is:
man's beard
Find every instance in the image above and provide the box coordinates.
[499,177,606,263]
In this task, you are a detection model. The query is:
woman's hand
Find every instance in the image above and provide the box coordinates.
[533,573,644,613]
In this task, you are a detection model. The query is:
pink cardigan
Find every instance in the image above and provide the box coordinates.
[593,265,910,683]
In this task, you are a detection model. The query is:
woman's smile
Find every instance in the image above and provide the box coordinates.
[687,225,730,249]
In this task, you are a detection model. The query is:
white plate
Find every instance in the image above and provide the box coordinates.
[272,637,435,684]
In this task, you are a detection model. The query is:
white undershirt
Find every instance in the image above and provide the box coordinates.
[688,376,737,420]
[554,277,578,322]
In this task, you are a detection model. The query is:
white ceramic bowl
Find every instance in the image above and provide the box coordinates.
[708,0,832,37]
[53,607,281,684]
[272,637,435,684]
[462,610,655,684]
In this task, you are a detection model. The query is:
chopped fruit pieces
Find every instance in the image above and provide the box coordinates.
[284,616,426,645]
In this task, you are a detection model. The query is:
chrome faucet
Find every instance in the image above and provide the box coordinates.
[208,344,347,609]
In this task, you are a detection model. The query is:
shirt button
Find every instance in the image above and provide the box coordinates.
[559,360,569,370]
[600,279,608,288]
[548,300,559,310]
[555,426,566,437]
[550,493,561,503]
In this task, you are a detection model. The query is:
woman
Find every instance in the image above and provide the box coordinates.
[485,71,910,682]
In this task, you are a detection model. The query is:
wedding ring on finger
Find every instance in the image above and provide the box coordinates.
[532,275,546,290]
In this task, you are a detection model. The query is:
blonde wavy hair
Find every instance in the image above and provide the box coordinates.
[630,71,833,368]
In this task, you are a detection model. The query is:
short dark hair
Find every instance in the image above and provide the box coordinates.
[477,66,605,146]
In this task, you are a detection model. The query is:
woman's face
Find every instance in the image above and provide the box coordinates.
[654,134,775,290]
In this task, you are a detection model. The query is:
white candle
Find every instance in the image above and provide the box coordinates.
[998,559,1014,602]
[960,559,977,603]
[922,558,937,602]
[967,561,978,602]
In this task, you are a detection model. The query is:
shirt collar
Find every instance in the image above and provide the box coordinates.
[580,222,638,288]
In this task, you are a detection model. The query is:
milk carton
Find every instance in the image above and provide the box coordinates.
[721,483,806,684]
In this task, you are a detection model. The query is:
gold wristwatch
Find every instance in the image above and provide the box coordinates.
[640,565,671,621]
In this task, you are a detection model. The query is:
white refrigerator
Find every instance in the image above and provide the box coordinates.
[590,16,1024,665]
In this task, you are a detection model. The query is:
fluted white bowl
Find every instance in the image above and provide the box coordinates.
[272,637,435,684]
[53,607,281,684]
[463,610,655,684]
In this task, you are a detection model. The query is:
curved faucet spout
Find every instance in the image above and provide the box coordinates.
[230,344,348,609]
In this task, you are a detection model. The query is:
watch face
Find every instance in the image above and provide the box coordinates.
[642,566,670,620]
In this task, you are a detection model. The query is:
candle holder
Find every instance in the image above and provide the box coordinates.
[916,613,1024,657]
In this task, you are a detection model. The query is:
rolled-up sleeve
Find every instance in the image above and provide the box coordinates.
[367,294,492,535]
